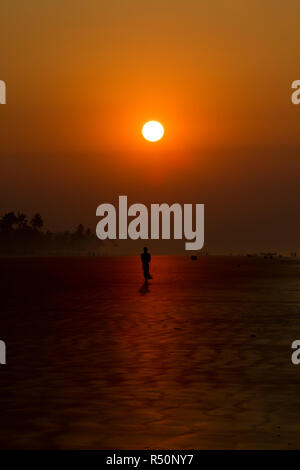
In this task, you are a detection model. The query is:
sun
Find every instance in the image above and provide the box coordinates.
[142,121,164,142]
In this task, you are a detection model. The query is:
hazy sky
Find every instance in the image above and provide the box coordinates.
[1,1,300,253]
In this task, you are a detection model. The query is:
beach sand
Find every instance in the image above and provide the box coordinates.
[0,255,300,449]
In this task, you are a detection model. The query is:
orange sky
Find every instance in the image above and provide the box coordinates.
[1,1,300,252]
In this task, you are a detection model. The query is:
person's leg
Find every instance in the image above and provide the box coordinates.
[145,264,152,279]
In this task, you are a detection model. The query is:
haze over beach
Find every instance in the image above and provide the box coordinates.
[1,0,300,452]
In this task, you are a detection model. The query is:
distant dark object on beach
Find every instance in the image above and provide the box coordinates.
[190,255,198,261]
[261,252,276,260]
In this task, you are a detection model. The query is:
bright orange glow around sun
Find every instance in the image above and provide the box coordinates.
[142,121,164,142]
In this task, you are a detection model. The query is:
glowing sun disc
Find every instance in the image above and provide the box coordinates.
[142,121,164,142]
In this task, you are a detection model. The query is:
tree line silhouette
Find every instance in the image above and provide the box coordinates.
[0,212,103,256]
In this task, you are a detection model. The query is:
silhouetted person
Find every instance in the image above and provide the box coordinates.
[141,247,152,282]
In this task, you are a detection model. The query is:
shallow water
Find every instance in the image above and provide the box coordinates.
[1,255,300,449]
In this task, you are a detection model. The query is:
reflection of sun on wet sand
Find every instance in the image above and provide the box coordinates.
[0,255,300,449]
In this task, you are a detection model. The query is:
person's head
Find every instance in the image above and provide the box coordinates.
[143,247,148,253]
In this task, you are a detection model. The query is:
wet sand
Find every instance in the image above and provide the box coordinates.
[0,255,300,449]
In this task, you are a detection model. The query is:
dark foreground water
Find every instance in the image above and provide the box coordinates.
[1,256,300,449]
